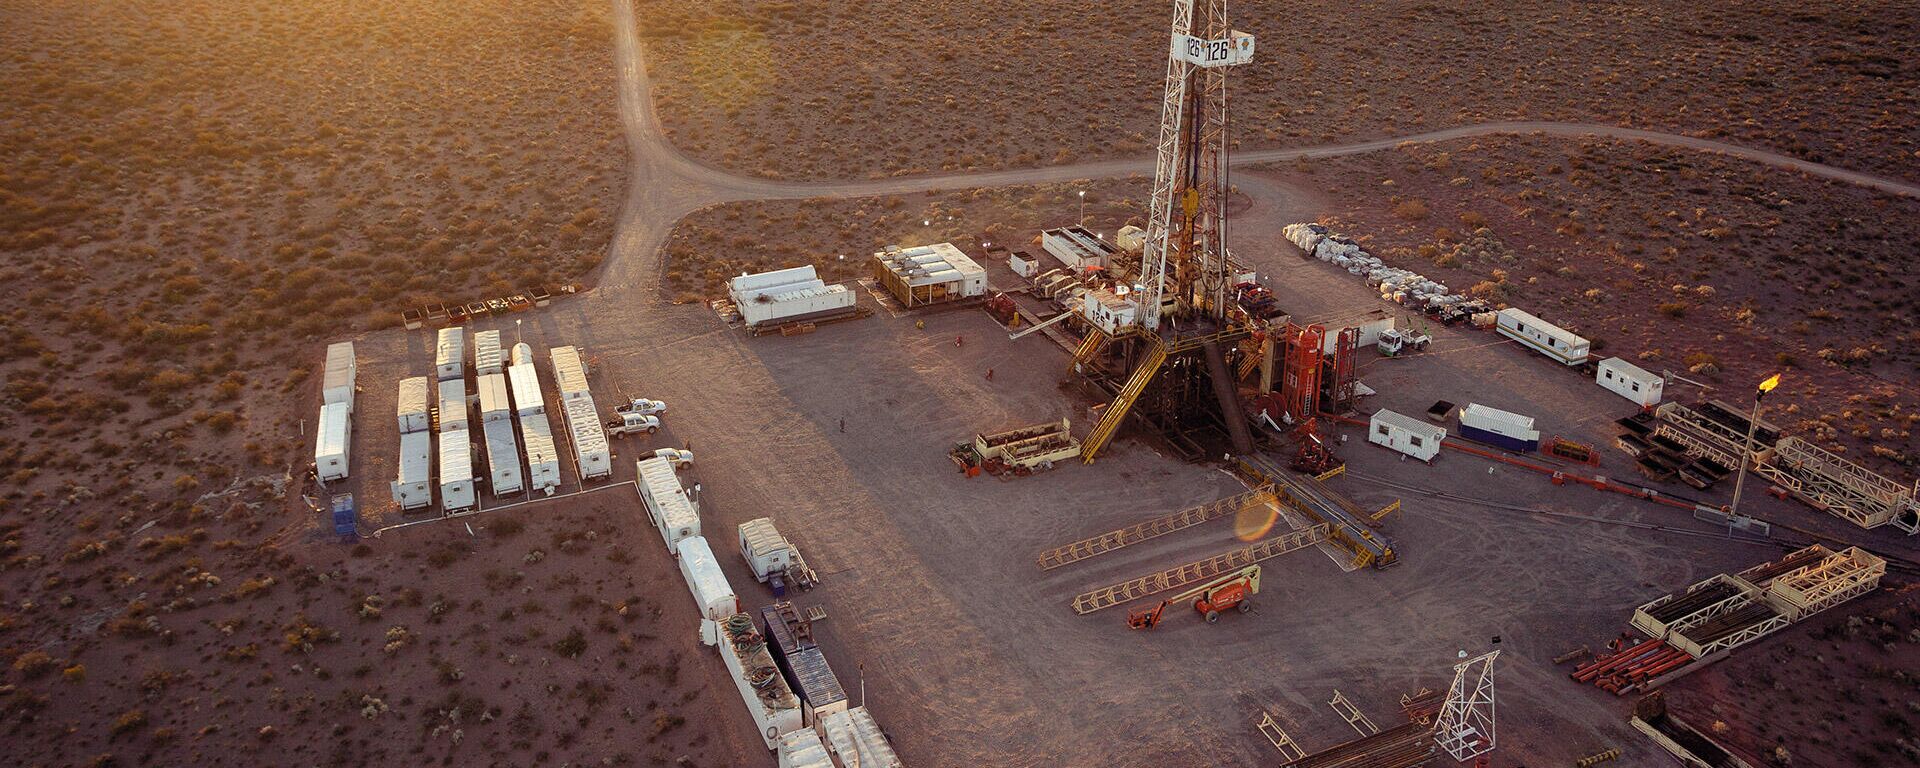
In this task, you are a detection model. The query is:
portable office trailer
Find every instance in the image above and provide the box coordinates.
[437,378,468,433]
[396,376,430,433]
[434,327,464,381]
[322,341,356,411]
[1369,408,1444,462]
[315,402,351,482]
[506,362,544,416]
[1496,307,1590,366]
[561,397,610,479]
[1458,403,1541,452]
[472,330,503,376]
[476,373,511,423]
[1040,225,1117,270]
[1597,357,1664,407]
[739,518,795,583]
[391,430,432,510]
[817,707,904,767]
[777,729,833,768]
[550,346,590,400]
[482,419,523,496]
[715,608,803,749]
[438,427,475,512]
[519,415,562,494]
[676,537,737,621]
[639,456,700,552]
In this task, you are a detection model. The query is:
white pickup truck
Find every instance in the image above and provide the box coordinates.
[651,447,693,469]
[615,398,667,417]
[605,412,661,437]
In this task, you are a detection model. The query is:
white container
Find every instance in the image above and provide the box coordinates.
[434,327,464,381]
[396,376,430,434]
[322,341,356,411]
[1368,408,1444,463]
[472,330,503,376]
[520,415,562,494]
[510,342,533,366]
[1321,312,1396,353]
[639,456,700,552]
[391,430,432,510]
[1041,226,1116,270]
[563,397,610,479]
[1009,252,1036,278]
[717,608,804,749]
[483,419,523,496]
[507,362,544,416]
[438,378,468,433]
[1496,307,1590,366]
[477,373,511,423]
[1458,402,1542,452]
[1597,357,1664,407]
[739,283,856,328]
[438,427,475,513]
[677,536,737,621]
[314,402,351,482]
[778,729,834,768]
[738,518,794,582]
[550,346,590,400]
[818,707,904,767]
[729,265,820,296]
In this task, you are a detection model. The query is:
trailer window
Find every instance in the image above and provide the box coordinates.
[1376,424,1390,437]
[1631,383,1640,392]
[1409,435,1424,448]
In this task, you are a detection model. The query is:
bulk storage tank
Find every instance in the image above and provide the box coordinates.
[391,430,432,510]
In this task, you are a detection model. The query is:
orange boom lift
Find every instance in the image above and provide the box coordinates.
[1126,565,1261,629]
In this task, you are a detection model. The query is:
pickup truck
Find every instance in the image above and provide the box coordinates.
[615,398,668,417]
[651,447,693,469]
[605,412,661,437]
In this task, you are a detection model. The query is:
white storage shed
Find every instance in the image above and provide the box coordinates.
[676,537,737,621]
[483,419,523,496]
[520,415,562,495]
[438,427,475,513]
[472,330,503,376]
[563,397,611,480]
[322,341,356,411]
[391,430,432,510]
[507,362,544,416]
[437,378,468,433]
[1368,408,1444,462]
[434,327,464,381]
[477,373,511,423]
[396,376,430,434]
[1597,357,1664,407]
[639,456,700,553]
[315,402,351,482]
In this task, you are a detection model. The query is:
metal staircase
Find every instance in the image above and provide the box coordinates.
[1080,337,1168,462]
[1067,328,1111,373]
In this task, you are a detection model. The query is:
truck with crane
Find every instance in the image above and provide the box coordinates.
[1127,565,1261,629]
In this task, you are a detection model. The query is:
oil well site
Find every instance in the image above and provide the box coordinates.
[12,0,1920,767]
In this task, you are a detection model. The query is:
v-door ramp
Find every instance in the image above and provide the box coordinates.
[1036,487,1275,571]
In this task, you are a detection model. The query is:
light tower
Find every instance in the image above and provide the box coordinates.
[1433,649,1499,762]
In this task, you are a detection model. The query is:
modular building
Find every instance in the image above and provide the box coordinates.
[434,327,464,381]
[639,456,700,552]
[1081,286,1141,335]
[761,603,848,725]
[483,419,523,496]
[315,402,351,482]
[1458,402,1541,452]
[438,427,475,512]
[1041,226,1118,270]
[676,537,737,621]
[1597,357,1664,407]
[477,373,511,423]
[550,346,590,401]
[520,415,562,494]
[870,242,988,309]
[322,341,356,411]
[562,396,611,480]
[438,378,468,433]
[714,608,804,749]
[472,330,503,376]
[817,707,904,767]
[1496,307,1590,366]
[777,729,833,768]
[728,265,857,329]
[1368,408,1444,462]
[391,430,432,510]
[1318,309,1396,353]
[396,376,430,433]
[507,362,544,416]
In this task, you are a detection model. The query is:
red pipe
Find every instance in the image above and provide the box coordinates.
[1572,639,1663,681]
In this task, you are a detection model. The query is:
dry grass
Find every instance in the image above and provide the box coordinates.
[634,0,1920,182]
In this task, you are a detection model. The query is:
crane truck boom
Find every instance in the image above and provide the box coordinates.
[1127,565,1261,629]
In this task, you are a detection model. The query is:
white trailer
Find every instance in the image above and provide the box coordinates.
[314,402,351,482]
[483,419,523,496]
[391,430,432,510]
[1041,226,1117,270]
[1458,402,1541,453]
[322,341,356,411]
[638,456,700,553]
[715,607,804,749]
[434,327,464,381]
[476,373,511,423]
[777,729,833,768]
[1496,307,1590,366]
[437,378,468,433]
[563,396,610,480]
[438,427,475,513]
[1368,408,1444,463]
[817,707,904,767]
[549,346,590,400]
[396,376,430,434]
[739,517,796,583]
[1597,357,1664,407]
[472,330,503,376]
[507,362,544,416]
[1319,310,1396,353]
[677,536,737,621]
[519,415,562,495]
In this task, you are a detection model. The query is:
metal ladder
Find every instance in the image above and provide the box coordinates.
[1070,523,1328,614]
[1080,338,1168,463]
[1257,711,1307,761]
[1067,327,1110,373]
[1035,488,1275,570]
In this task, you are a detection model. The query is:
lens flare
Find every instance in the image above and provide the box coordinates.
[1233,499,1278,542]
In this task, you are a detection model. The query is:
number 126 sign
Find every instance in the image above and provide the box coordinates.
[1173,31,1255,68]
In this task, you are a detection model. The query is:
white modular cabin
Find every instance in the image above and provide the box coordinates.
[1457,402,1542,453]
[1597,357,1664,407]
[315,402,351,482]
[550,346,591,401]
[322,341,356,411]
[676,537,737,622]
[477,373,511,423]
[1369,408,1445,462]
[391,430,432,510]
[1041,225,1117,270]
[437,378,468,433]
[482,419,523,496]
[472,330,503,376]
[1496,307,1590,366]
[563,396,611,480]
[519,414,562,494]
[738,517,795,583]
[438,427,476,512]
[434,327,465,381]
[507,362,544,416]
[396,376,430,434]
[639,456,700,553]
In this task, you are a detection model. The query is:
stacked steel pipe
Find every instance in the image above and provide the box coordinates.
[1569,639,1694,695]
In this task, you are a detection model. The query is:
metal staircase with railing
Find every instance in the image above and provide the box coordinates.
[1080,337,1168,462]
